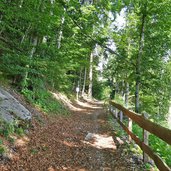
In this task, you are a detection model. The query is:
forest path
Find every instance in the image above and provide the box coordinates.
[2,99,142,171]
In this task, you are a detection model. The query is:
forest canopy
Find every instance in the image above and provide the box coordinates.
[0,0,171,120]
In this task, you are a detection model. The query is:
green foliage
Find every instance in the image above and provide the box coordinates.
[132,123,143,140]
[0,72,10,87]
[132,123,171,167]
[129,143,142,155]
[144,163,155,171]
[22,87,69,115]
[0,118,26,138]
[149,134,171,167]
[1,0,171,166]
[114,94,125,106]
[93,81,111,100]
[108,114,126,137]
[30,148,39,155]
[15,127,25,136]
[0,145,6,155]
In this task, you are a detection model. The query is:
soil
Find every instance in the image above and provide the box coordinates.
[0,98,144,171]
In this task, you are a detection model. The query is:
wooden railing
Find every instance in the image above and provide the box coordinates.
[109,101,171,171]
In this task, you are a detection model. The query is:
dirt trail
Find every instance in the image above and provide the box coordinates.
[1,100,143,171]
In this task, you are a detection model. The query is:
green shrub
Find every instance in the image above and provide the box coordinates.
[132,123,171,167]
[0,145,5,155]
[22,88,69,115]
[15,127,25,136]
[132,123,143,140]
[149,134,171,167]
[0,118,26,138]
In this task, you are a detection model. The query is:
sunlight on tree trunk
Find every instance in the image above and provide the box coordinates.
[135,5,146,113]
[23,36,38,90]
[82,67,87,96]
[88,52,93,99]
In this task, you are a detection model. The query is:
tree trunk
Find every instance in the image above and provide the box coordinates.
[125,82,129,107]
[22,36,38,89]
[110,76,115,99]
[88,52,93,99]
[125,82,132,141]
[21,24,32,44]
[57,15,65,49]
[82,67,87,96]
[79,68,83,93]
[135,7,146,113]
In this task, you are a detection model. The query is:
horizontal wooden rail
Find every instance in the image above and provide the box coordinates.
[109,100,171,171]
[111,112,170,171]
[110,101,171,145]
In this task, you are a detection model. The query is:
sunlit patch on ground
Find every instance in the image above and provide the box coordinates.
[47,166,55,171]
[83,133,117,150]
[63,140,79,148]
[51,91,102,112]
[14,136,29,147]
[51,92,86,111]
[76,100,102,109]
[116,137,124,145]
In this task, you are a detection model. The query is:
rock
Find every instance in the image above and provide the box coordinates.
[85,132,94,141]
[132,154,143,164]
[0,87,31,122]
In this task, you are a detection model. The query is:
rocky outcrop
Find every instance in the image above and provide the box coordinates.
[0,87,31,122]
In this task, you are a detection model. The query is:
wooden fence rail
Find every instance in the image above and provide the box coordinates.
[109,101,171,171]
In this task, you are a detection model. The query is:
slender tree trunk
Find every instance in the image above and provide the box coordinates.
[57,14,65,49]
[22,36,38,89]
[125,82,129,107]
[88,52,93,99]
[115,81,119,96]
[110,76,115,99]
[125,82,132,141]
[0,15,4,35]
[21,24,32,44]
[135,8,146,113]
[121,81,125,97]
[82,67,87,96]
[79,68,83,93]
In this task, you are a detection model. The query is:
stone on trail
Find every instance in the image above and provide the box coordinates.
[0,87,31,122]
[85,132,94,141]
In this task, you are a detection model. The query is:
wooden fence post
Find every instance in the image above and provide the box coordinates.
[143,112,149,163]
[115,108,118,118]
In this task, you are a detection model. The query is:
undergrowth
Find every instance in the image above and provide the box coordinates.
[132,123,171,167]
[22,88,69,116]
[149,134,171,167]
[0,118,27,155]
[111,96,171,168]
[107,114,152,170]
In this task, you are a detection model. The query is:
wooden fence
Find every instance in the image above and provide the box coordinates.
[109,101,171,171]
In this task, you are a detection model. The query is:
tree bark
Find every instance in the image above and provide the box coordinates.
[88,52,93,99]
[22,36,38,89]
[57,14,65,49]
[125,82,129,107]
[135,7,146,113]
[82,67,87,96]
